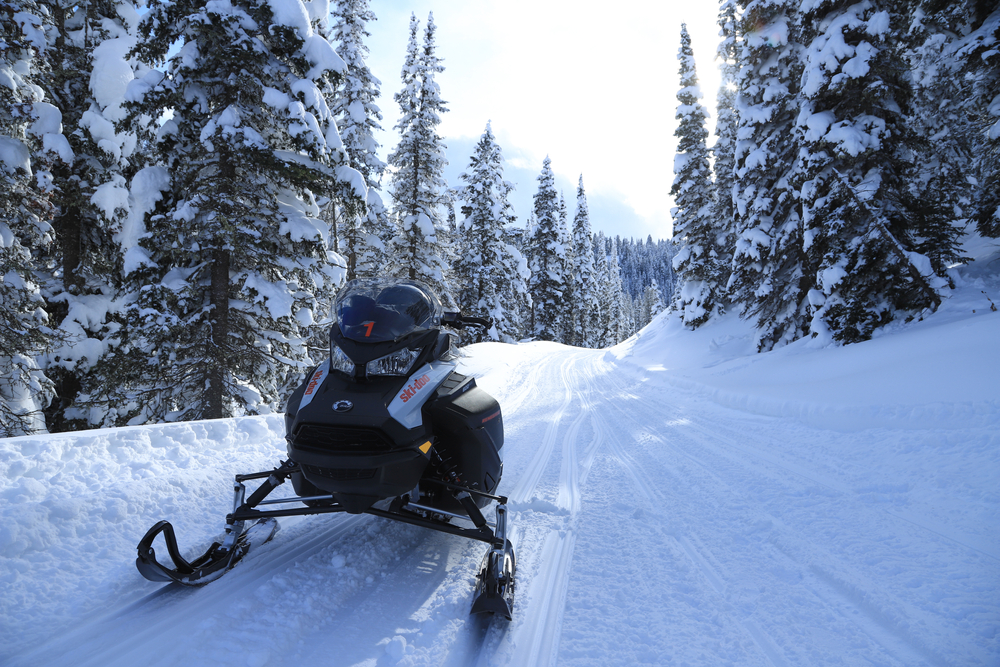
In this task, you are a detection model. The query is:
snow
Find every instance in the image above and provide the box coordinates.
[89,37,137,123]
[242,273,295,320]
[91,174,130,221]
[119,166,170,275]
[303,34,346,80]
[267,0,312,38]
[28,103,73,164]
[2,246,999,666]
[0,136,31,176]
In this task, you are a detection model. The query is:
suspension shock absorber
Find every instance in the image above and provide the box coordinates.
[430,448,463,485]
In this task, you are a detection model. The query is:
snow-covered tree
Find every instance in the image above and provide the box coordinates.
[797,0,947,344]
[527,156,566,341]
[592,232,610,343]
[639,278,666,328]
[670,24,723,328]
[902,3,975,273]
[948,5,1000,238]
[728,0,808,350]
[94,0,358,424]
[556,190,575,344]
[454,122,528,342]
[0,1,56,435]
[331,0,388,279]
[31,0,150,430]
[604,236,627,344]
[386,12,453,304]
[571,176,598,347]
[712,0,739,281]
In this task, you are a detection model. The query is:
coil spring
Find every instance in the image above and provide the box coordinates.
[430,448,463,485]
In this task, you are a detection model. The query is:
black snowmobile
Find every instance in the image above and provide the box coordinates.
[135,278,516,619]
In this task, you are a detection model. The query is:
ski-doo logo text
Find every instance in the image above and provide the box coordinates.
[304,368,325,396]
[399,374,432,403]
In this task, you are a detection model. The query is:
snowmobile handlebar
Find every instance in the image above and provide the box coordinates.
[442,312,493,330]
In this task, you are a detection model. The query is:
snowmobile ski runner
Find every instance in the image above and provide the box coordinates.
[135,278,516,620]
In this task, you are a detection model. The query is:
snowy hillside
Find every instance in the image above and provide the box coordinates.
[2,242,998,667]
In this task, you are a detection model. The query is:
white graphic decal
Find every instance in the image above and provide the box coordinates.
[387,360,456,429]
[298,359,330,410]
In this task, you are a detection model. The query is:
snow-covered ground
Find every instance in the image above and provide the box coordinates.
[3,240,999,666]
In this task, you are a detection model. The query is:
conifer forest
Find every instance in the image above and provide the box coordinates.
[1,0,997,436]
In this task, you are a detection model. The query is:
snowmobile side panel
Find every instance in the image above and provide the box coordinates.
[386,359,459,429]
[424,377,504,510]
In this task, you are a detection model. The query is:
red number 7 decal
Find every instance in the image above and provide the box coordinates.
[363,321,375,337]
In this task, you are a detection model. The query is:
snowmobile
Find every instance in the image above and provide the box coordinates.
[135,278,516,619]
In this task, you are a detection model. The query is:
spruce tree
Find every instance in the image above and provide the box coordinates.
[797,0,947,344]
[949,5,1000,238]
[604,236,628,347]
[386,13,453,304]
[1,1,56,434]
[454,122,528,342]
[640,278,666,328]
[527,156,565,341]
[556,190,575,344]
[571,176,598,348]
[331,0,388,279]
[903,2,975,271]
[729,0,809,350]
[670,24,722,328]
[592,232,611,344]
[712,0,738,285]
[98,0,358,424]
[32,0,149,429]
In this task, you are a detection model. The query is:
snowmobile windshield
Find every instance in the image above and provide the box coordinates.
[335,278,443,343]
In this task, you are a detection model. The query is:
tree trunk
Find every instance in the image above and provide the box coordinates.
[57,206,83,293]
[206,247,230,419]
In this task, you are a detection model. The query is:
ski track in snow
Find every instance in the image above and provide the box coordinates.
[4,299,999,666]
[581,354,982,667]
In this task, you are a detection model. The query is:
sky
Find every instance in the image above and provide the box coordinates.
[361,1,725,241]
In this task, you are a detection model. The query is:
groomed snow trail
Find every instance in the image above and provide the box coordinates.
[3,330,998,666]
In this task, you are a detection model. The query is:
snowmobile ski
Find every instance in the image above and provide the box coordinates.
[136,517,278,586]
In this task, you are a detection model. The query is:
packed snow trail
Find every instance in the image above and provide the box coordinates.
[3,292,999,665]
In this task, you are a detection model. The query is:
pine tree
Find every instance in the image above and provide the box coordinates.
[571,176,597,347]
[592,232,610,344]
[729,0,809,350]
[331,0,388,279]
[32,0,149,429]
[670,24,722,328]
[797,0,948,344]
[712,0,739,285]
[96,0,358,424]
[640,278,666,328]
[386,13,453,304]
[903,2,975,271]
[556,190,575,344]
[948,5,1000,238]
[454,122,528,342]
[527,156,565,341]
[1,1,57,434]
[605,236,627,344]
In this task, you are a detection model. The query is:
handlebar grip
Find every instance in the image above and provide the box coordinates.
[461,316,492,329]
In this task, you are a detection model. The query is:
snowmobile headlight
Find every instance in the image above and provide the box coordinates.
[366,348,420,377]
[330,343,355,375]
